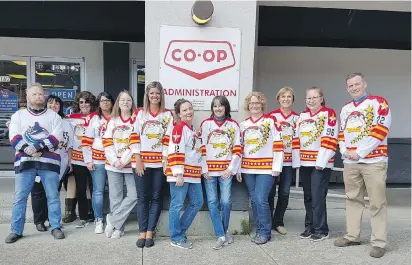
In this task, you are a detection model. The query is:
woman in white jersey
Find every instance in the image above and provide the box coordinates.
[267,87,300,235]
[103,90,137,239]
[237,92,284,245]
[132,81,174,248]
[199,95,241,250]
[65,91,96,227]
[166,99,207,250]
[296,86,338,242]
[30,95,74,232]
[82,92,114,234]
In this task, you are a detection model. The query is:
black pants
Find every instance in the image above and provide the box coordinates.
[300,166,331,235]
[31,180,62,225]
[134,167,165,233]
[73,164,93,220]
[269,166,295,227]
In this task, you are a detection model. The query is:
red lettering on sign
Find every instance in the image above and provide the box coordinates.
[164,88,237,97]
[164,40,236,80]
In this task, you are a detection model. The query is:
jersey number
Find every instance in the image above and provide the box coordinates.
[326,128,335,136]
[377,116,385,125]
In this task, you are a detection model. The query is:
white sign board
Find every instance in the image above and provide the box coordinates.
[0,76,10,82]
[159,25,241,111]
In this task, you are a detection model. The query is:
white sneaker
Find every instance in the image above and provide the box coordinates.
[224,232,234,245]
[111,229,123,239]
[95,220,104,234]
[104,215,114,238]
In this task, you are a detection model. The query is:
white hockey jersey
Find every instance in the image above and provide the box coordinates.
[102,114,136,173]
[339,94,391,164]
[9,108,62,174]
[268,109,300,168]
[58,119,74,179]
[199,117,242,176]
[130,108,174,168]
[165,121,207,184]
[66,113,90,166]
[296,107,338,169]
[82,112,110,165]
[239,114,284,175]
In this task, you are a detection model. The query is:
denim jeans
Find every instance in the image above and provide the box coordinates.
[135,167,165,232]
[204,176,233,238]
[11,169,61,234]
[90,164,107,221]
[31,178,63,225]
[268,166,295,227]
[169,182,203,242]
[301,166,331,235]
[243,173,274,239]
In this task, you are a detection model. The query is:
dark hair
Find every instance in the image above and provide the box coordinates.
[72,91,96,114]
[174,98,192,122]
[210,96,231,118]
[96,92,115,117]
[46,95,64,118]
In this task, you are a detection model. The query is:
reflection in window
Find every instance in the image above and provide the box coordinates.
[35,61,81,115]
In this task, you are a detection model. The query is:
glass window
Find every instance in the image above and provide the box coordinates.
[132,59,145,107]
[34,61,81,115]
[0,59,28,146]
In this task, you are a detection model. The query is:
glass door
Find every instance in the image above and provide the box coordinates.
[0,56,31,168]
[30,57,85,115]
[131,59,145,108]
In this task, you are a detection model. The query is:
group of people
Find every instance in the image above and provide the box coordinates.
[4,72,391,259]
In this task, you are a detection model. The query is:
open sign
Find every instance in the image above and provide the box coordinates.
[164,40,236,80]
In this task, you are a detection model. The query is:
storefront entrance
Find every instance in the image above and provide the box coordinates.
[0,55,84,170]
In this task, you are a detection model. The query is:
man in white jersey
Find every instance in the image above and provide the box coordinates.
[5,84,65,243]
[334,73,391,258]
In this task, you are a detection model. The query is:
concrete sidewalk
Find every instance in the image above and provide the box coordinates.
[0,192,410,265]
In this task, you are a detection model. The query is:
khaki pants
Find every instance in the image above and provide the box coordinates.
[343,162,388,248]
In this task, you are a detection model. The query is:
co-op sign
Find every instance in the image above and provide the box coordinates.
[159,25,241,111]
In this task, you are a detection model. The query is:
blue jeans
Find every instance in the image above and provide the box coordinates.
[269,166,295,227]
[301,166,331,235]
[135,167,165,232]
[90,164,106,221]
[169,182,203,242]
[243,173,274,238]
[204,176,232,238]
[11,169,61,234]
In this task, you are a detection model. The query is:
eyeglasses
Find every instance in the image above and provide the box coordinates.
[100,99,111,103]
[305,96,321,101]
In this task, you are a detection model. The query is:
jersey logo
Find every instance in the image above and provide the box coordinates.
[243,120,270,155]
[300,116,324,148]
[172,131,181,144]
[279,121,294,149]
[343,105,374,144]
[24,122,49,145]
[207,127,235,158]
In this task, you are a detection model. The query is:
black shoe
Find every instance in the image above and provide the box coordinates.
[300,230,312,239]
[36,223,48,232]
[310,233,329,242]
[145,238,154,248]
[5,233,23,244]
[51,228,65,239]
[136,238,145,248]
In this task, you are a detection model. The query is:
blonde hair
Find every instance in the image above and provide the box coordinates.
[244,91,268,112]
[143,81,166,113]
[111,90,136,118]
[306,86,326,107]
[276,87,295,103]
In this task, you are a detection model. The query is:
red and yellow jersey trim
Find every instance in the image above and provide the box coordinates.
[320,136,338,151]
[140,151,163,163]
[300,150,334,163]
[241,157,273,170]
[92,149,106,161]
[347,145,388,159]
[368,124,389,141]
[165,164,202,178]
[71,149,84,161]
[207,160,230,172]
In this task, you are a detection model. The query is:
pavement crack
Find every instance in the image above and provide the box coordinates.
[258,245,279,265]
